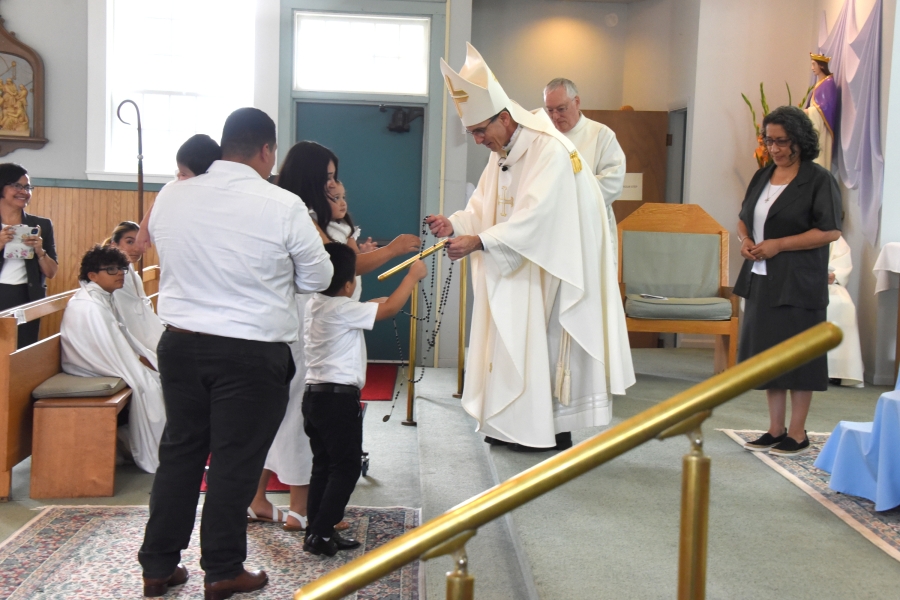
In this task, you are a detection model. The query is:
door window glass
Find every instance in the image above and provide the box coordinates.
[293,12,430,96]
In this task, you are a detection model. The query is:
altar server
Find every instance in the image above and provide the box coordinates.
[427,43,634,452]
[61,245,166,473]
[827,236,864,387]
[106,221,164,366]
[544,78,626,257]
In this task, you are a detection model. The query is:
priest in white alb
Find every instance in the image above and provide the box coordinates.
[827,236,864,387]
[544,78,626,258]
[427,43,634,451]
[61,245,166,473]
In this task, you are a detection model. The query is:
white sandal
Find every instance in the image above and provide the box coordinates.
[247,502,288,524]
[283,510,308,532]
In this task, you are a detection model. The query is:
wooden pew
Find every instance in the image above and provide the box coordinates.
[0,266,159,500]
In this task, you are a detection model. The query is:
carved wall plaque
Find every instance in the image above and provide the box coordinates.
[0,11,46,156]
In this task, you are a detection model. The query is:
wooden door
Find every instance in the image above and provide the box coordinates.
[581,110,669,224]
[583,110,669,349]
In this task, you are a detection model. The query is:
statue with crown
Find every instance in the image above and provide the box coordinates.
[426,43,635,452]
[806,52,838,169]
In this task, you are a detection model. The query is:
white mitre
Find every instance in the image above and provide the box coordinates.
[440,43,582,170]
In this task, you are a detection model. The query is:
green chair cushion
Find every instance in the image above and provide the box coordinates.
[32,373,127,399]
[625,294,733,321]
[622,231,721,298]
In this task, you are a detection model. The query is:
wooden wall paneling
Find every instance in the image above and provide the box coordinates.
[27,187,158,339]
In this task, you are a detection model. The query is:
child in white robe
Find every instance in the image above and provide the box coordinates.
[325,182,377,302]
[60,245,166,473]
[105,221,164,366]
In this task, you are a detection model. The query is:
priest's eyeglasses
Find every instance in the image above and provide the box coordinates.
[10,183,35,192]
[762,137,792,148]
[545,103,571,116]
[99,266,129,275]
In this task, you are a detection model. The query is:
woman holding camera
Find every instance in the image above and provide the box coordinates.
[0,163,57,348]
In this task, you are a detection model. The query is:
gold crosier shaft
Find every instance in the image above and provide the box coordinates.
[454,257,467,399]
[403,283,418,426]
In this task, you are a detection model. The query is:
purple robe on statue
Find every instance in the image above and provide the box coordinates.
[808,75,838,135]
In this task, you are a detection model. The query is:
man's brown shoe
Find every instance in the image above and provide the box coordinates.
[143,563,189,597]
[204,569,268,600]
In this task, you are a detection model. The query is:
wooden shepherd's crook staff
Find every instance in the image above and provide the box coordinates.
[116,99,144,271]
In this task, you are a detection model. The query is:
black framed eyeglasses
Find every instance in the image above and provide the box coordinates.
[99,266,129,275]
[465,112,502,138]
[762,137,792,148]
[10,183,35,192]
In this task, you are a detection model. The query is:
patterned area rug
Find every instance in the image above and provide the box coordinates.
[0,505,420,600]
[721,429,900,562]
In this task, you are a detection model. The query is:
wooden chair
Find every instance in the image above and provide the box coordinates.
[617,204,739,374]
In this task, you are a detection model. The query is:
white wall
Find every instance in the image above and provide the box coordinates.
[466,0,629,183]
[686,0,817,283]
[0,0,88,178]
[621,0,699,113]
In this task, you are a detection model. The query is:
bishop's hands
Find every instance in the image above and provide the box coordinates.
[446,236,483,261]
[425,214,454,238]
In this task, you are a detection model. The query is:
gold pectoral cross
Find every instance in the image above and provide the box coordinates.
[498,186,514,217]
[445,76,469,118]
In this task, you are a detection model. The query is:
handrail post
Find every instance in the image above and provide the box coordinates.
[677,426,710,600]
[403,283,419,426]
[453,257,467,399]
[446,546,475,600]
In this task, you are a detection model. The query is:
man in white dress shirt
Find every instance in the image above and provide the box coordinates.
[544,78,626,257]
[138,108,333,599]
[427,44,634,452]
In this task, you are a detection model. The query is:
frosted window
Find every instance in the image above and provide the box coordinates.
[106,0,255,175]
[294,12,430,95]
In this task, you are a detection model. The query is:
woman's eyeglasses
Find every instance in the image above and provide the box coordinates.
[762,137,792,148]
[9,183,35,192]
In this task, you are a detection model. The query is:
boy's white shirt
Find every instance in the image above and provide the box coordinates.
[304,293,377,389]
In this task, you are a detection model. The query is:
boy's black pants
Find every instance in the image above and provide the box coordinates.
[302,387,363,538]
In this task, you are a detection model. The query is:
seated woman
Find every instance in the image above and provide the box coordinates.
[60,245,166,473]
[827,236,864,387]
[105,221,164,366]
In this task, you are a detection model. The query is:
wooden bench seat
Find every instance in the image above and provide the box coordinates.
[30,388,132,499]
[0,265,159,501]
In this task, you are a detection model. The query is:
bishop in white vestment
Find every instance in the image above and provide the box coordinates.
[430,44,634,450]
[61,281,167,472]
[544,78,626,257]
[827,236,864,387]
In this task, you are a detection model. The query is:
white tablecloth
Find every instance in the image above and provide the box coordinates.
[873,242,900,293]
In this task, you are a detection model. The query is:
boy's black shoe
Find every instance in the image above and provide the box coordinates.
[743,430,787,452]
[769,433,810,456]
[333,532,361,550]
[303,534,338,557]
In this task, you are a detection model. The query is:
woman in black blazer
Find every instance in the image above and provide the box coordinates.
[0,163,58,348]
[734,106,842,456]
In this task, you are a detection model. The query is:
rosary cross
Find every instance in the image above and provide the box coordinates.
[498,186,514,217]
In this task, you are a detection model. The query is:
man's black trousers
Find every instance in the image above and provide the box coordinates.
[138,330,293,583]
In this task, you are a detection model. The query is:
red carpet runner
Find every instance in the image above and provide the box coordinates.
[361,363,398,401]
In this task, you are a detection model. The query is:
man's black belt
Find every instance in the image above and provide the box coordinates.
[305,383,360,396]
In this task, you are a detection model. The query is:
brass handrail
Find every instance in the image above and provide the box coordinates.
[294,322,842,600]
